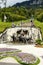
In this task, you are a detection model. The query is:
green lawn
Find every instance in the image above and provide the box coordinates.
[0,19,29,33]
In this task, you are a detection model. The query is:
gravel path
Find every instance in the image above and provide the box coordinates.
[0,57,20,65]
[0,62,20,65]
[0,57,18,63]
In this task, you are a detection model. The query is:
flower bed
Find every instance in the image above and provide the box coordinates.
[0,48,21,59]
[35,44,43,48]
[0,48,21,52]
[14,52,40,65]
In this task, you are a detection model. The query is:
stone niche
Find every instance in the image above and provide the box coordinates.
[1,26,42,43]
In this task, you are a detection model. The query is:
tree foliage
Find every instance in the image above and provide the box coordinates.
[0,6,43,22]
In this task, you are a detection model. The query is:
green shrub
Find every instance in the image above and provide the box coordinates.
[36,39,42,45]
